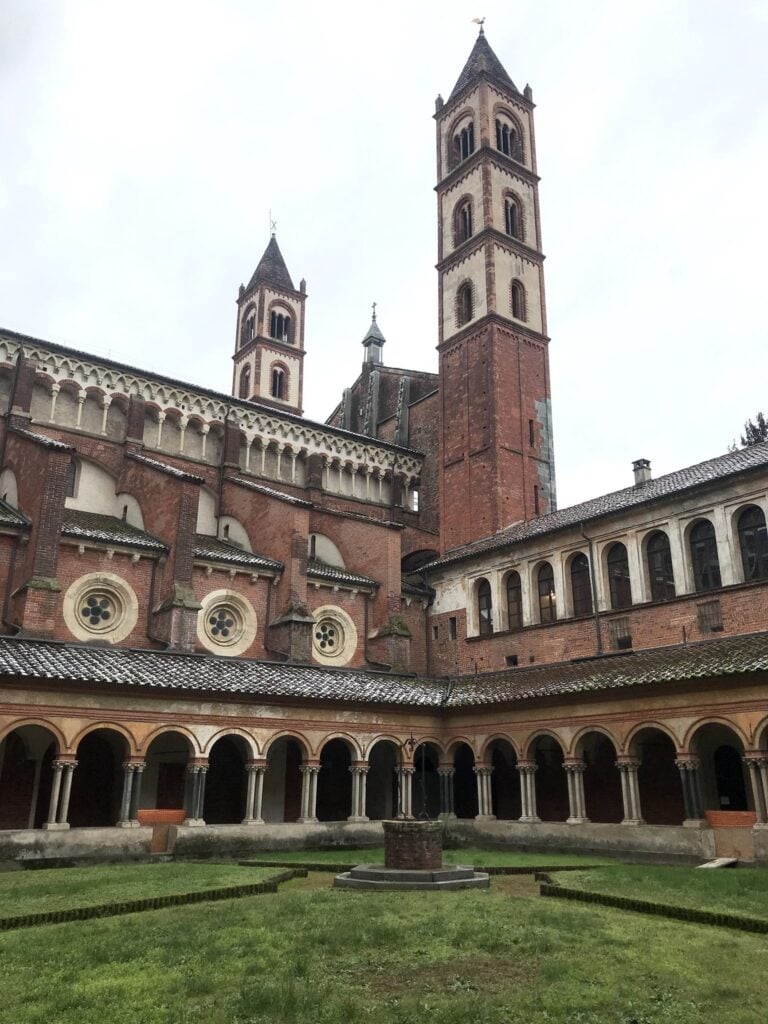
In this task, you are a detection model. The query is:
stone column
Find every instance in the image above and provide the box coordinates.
[564,760,589,824]
[616,758,644,824]
[437,766,456,819]
[57,760,77,827]
[518,760,540,823]
[43,760,65,830]
[118,761,146,828]
[243,762,267,825]
[474,764,496,820]
[298,764,320,823]
[128,763,145,825]
[184,763,208,826]
[348,764,369,822]
[395,767,415,820]
[675,756,705,823]
[744,754,768,826]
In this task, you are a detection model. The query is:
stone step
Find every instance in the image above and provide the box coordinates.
[696,857,739,869]
[349,864,476,883]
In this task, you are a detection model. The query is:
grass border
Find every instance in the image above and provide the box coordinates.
[238,859,607,875]
[539,880,768,934]
[0,869,304,932]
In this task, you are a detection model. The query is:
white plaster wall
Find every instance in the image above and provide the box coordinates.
[493,246,543,332]
[442,250,487,342]
[220,516,252,551]
[0,468,18,507]
[196,489,217,536]
[115,492,145,530]
[259,350,300,408]
[441,166,484,252]
[310,533,345,568]
[491,168,536,242]
[30,383,50,422]
[66,460,118,515]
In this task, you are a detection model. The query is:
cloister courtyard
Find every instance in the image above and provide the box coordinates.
[2,851,768,1023]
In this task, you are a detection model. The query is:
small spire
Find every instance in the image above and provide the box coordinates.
[371,301,377,322]
[361,305,386,364]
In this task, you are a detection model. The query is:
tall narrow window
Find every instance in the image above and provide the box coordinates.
[504,197,522,239]
[570,553,593,617]
[455,200,473,244]
[690,519,721,592]
[646,531,676,602]
[270,311,291,342]
[607,542,632,609]
[528,419,535,446]
[65,460,77,498]
[477,578,493,636]
[511,280,526,320]
[238,364,251,400]
[506,571,523,630]
[271,366,286,400]
[240,311,256,348]
[496,119,521,159]
[737,506,768,581]
[537,562,556,623]
[457,283,473,326]
[455,122,475,162]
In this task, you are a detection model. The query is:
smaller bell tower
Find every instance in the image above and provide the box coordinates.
[233,234,307,415]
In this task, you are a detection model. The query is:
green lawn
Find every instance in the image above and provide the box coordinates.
[565,863,768,921]
[0,861,274,918]
[245,846,613,867]
[2,869,768,1023]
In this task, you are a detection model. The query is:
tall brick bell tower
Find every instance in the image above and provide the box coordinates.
[436,29,556,552]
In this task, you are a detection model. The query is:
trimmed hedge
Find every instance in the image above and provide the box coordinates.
[0,869,301,933]
[539,882,768,934]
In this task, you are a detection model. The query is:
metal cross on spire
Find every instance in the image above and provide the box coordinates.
[269,210,277,237]
[371,301,377,321]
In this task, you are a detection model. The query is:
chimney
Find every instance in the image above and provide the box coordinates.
[632,458,652,485]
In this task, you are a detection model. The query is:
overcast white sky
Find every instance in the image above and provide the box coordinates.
[2,0,767,509]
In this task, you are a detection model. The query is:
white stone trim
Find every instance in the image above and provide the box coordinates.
[311,604,357,668]
[196,589,257,658]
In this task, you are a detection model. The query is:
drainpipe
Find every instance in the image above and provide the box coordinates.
[580,523,603,656]
[145,556,169,648]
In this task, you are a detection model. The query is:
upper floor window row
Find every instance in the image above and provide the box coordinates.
[450,121,475,169]
[454,199,473,246]
[496,118,523,161]
[473,505,768,635]
[270,311,292,343]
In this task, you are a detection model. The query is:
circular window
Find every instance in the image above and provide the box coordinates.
[311,605,357,667]
[204,602,243,648]
[197,590,257,657]
[63,573,138,645]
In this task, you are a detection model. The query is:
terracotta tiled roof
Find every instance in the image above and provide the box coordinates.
[427,442,768,571]
[448,30,518,103]
[245,236,295,293]
[446,632,768,707]
[306,560,378,590]
[62,511,167,552]
[193,535,282,571]
[125,451,204,484]
[0,632,763,710]
[0,498,29,528]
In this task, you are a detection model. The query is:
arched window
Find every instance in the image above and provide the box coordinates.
[646,531,676,602]
[537,562,556,623]
[690,520,721,592]
[453,121,475,163]
[570,553,593,617]
[457,283,473,326]
[506,571,523,630]
[238,365,251,400]
[240,309,256,348]
[510,280,526,321]
[495,118,522,160]
[737,506,768,582]
[271,366,286,400]
[477,578,492,636]
[270,311,291,343]
[504,197,522,239]
[455,200,473,245]
[607,542,632,609]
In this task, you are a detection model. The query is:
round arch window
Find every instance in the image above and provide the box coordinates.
[63,572,138,645]
[311,605,357,667]
[197,590,257,657]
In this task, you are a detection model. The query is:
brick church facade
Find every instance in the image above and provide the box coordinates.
[1,31,767,863]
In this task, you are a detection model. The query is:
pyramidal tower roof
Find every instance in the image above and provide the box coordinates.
[361,310,386,347]
[448,27,519,102]
[246,235,295,293]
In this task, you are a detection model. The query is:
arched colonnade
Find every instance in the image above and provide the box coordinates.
[2,718,768,831]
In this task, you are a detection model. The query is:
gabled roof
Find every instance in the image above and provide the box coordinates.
[448,29,518,103]
[61,511,167,552]
[245,236,295,294]
[427,441,768,571]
